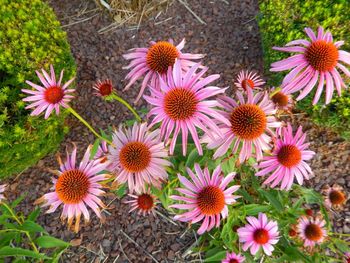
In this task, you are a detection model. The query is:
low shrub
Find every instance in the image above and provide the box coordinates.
[258,0,350,139]
[0,0,76,178]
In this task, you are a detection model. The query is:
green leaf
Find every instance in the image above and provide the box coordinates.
[11,194,26,208]
[258,189,283,211]
[35,236,70,248]
[115,184,127,198]
[0,232,18,247]
[185,147,199,168]
[244,204,270,215]
[333,238,350,253]
[20,220,45,233]
[28,207,41,221]
[90,138,100,159]
[0,246,49,259]
[237,188,255,203]
[204,250,226,262]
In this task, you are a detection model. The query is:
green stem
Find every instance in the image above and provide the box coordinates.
[330,232,350,237]
[110,93,142,122]
[2,203,40,254]
[67,107,112,144]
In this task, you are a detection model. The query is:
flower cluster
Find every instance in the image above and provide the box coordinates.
[17,27,350,261]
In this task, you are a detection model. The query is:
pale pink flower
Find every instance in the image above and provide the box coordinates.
[124,189,158,216]
[322,184,347,210]
[271,26,350,105]
[237,213,279,256]
[297,215,327,247]
[256,123,315,190]
[22,65,75,119]
[221,251,245,263]
[234,70,265,90]
[35,145,110,232]
[108,122,170,193]
[144,59,227,156]
[205,88,281,163]
[123,39,203,102]
[170,164,240,235]
[0,184,7,203]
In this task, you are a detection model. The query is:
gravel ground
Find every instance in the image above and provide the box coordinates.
[2,0,349,262]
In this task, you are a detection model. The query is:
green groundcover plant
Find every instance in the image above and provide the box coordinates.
[1,25,350,262]
[0,0,76,178]
[258,0,350,139]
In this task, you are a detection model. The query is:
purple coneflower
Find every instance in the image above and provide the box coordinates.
[322,184,347,210]
[170,164,240,235]
[270,88,294,112]
[297,215,327,247]
[256,123,315,190]
[144,59,227,156]
[237,213,280,256]
[108,122,170,193]
[93,79,114,97]
[123,39,203,102]
[35,145,110,232]
[124,189,158,216]
[22,65,75,119]
[235,70,265,90]
[205,88,281,163]
[271,26,350,105]
[221,251,245,263]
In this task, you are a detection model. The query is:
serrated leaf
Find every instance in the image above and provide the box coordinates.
[35,236,70,248]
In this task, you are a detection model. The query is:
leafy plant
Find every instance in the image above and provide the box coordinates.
[258,0,350,139]
[0,0,76,178]
[0,195,69,262]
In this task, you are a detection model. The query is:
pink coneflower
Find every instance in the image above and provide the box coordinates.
[345,252,350,263]
[234,70,265,90]
[144,59,227,156]
[322,184,347,210]
[22,65,75,119]
[0,184,6,203]
[123,39,204,102]
[93,79,114,97]
[108,122,171,193]
[270,88,294,112]
[221,252,245,263]
[35,145,110,232]
[170,164,240,235]
[124,189,158,216]
[95,140,109,160]
[271,26,350,105]
[237,213,279,256]
[297,215,327,247]
[256,123,315,190]
[205,88,281,163]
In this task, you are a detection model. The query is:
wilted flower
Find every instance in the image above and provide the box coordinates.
[124,189,158,216]
[170,164,240,235]
[234,70,265,90]
[270,88,294,112]
[205,88,281,163]
[271,26,350,105]
[123,39,203,102]
[22,65,75,119]
[108,122,170,193]
[237,213,280,256]
[322,184,347,210]
[144,59,227,156]
[221,251,245,263]
[256,123,315,190]
[297,215,327,247]
[35,145,110,232]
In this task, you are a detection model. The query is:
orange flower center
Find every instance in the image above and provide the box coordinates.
[241,79,255,90]
[304,223,323,242]
[44,86,64,104]
[164,88,198,120]
[277,144,302,168]
[329,190,346,205]
[197,186,225,216]
[137,193,154,211]
[98,82,113,96]
[305,40,339,72]
[229,259,239,263]
[230,104,267,140]
[289,229,297,237]
[146,41,179,74]
[271,92,289,107]
[56,169,90,204]
[253,228,269,244]
[119,142,151,172]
